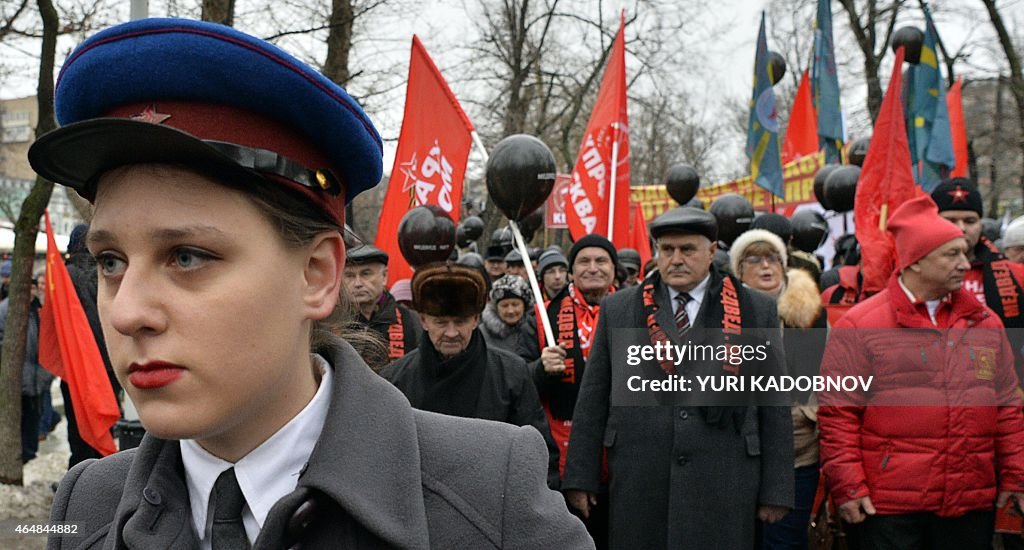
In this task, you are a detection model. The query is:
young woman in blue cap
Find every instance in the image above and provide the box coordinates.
[31,18,591,550]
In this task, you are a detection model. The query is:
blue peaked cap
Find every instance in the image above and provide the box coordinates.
[34,18,382,207]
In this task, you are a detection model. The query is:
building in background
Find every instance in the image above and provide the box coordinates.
[1,96,82,243]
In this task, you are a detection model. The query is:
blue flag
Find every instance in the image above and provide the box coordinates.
[812,0,843,163]
[907,4,955,191]
[746,12,784,198]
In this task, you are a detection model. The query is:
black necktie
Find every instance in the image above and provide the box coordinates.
[675,293,692,336]
[211,468,251,550]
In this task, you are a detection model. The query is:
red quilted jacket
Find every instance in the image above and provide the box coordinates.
[818,275,1024,516]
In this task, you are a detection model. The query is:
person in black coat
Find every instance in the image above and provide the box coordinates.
[381,262,560,488]
[344,244,420,366]
[562,207,794,549]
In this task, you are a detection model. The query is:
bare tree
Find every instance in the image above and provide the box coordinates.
[0,0,56,485]
[201,0,235,25]
[837,0,906,121]
[981,0,1024,205]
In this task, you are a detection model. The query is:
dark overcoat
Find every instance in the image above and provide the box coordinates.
[47,340,593,549]
[561,270,794,549]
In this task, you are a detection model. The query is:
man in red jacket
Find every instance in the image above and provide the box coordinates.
[819,194,1024,549]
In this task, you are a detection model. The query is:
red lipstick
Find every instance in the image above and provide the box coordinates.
[128,361,186,389]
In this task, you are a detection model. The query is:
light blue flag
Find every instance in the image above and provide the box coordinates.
[908,4,955,191]
[812,0,843,163]
[746,12,784,198]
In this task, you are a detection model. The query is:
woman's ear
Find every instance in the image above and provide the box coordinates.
[303,232,345,320]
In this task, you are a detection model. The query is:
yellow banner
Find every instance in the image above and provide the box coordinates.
[631,153,825,221]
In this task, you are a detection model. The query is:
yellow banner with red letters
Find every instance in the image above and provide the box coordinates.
[631,152,825,221]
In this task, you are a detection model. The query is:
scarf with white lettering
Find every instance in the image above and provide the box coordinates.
[541,284,607,420]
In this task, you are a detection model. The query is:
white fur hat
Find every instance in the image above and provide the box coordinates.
[1003,216,1024,249]
[729,229,788,276]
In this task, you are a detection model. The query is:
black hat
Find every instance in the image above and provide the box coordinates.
[346,244,388,266]
[930,178,982,217]
[568,234,618,271]
[648,206,718,242]
[485,245,508,261]
[618,248,642,272]
[751,213,792,244]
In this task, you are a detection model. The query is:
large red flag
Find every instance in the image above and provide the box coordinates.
[854,47,922,293]
[376,36,475,285]
[781,69,819,165]
[38,211,119,455]
[947,77,969,178]
[566,13,631,248]
[629,202,651,275]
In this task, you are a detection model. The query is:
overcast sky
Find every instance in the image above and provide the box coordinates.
[2,0,1022,181]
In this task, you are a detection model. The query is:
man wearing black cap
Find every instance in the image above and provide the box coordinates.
[562,207,794,549]
[485,245,508,280]
[618,248,642,287]
[344,245,421,362]
[931,179,1024,337]
[380,263,559,488]
[532,234,617,545]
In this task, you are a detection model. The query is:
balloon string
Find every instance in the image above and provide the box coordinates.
[509,220,556,347]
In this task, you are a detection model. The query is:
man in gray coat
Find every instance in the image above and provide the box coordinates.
[562,206,795,549]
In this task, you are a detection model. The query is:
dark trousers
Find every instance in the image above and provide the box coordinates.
[20,393,41,463]
[758,463,820,549]
[38,387,60,436]
[61,381,102,468]
[859,510,994,550]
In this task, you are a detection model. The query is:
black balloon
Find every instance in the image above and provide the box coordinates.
[462,215,484,241]
[664,164,701,205]
[824,165,860,213]
[813,164,840,210]
[767,51,787,85]
[982,218,1002,243]
[486,134,558,221]
[398,205,456,268]
[847,137,870,167]
[891,26,924,64]
[791,210,830,253]
[709,193,755,246]
[519,207,544,242]
[456,225,473,248]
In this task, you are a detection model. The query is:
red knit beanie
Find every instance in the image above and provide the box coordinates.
[887,194,965,270]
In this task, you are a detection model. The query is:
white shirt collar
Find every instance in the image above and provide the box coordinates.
[180,354,332,548]
[898,275,942,325]
[668,274,710,305]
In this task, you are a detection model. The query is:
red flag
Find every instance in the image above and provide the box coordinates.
[376,36,474,285]
[947,77,968,178]
[566,12,631,248]
[781,70,819,165]
[854,47,922,293]
[629,202,651,275]
[38,211,119,455]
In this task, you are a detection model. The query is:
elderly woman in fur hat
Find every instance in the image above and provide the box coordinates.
[729,228,828,550]
[479,274,541,363]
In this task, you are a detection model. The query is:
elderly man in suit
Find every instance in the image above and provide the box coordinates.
[562,206,794,549]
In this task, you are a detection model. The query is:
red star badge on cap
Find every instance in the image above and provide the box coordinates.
[947,187,970,203]
[131,105,171,125]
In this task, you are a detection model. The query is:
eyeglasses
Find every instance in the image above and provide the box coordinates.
[742,254,782,266]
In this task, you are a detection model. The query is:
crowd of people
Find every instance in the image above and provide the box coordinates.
[9,14,1024,550]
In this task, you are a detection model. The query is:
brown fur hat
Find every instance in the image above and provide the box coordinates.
[412,262,488,317]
